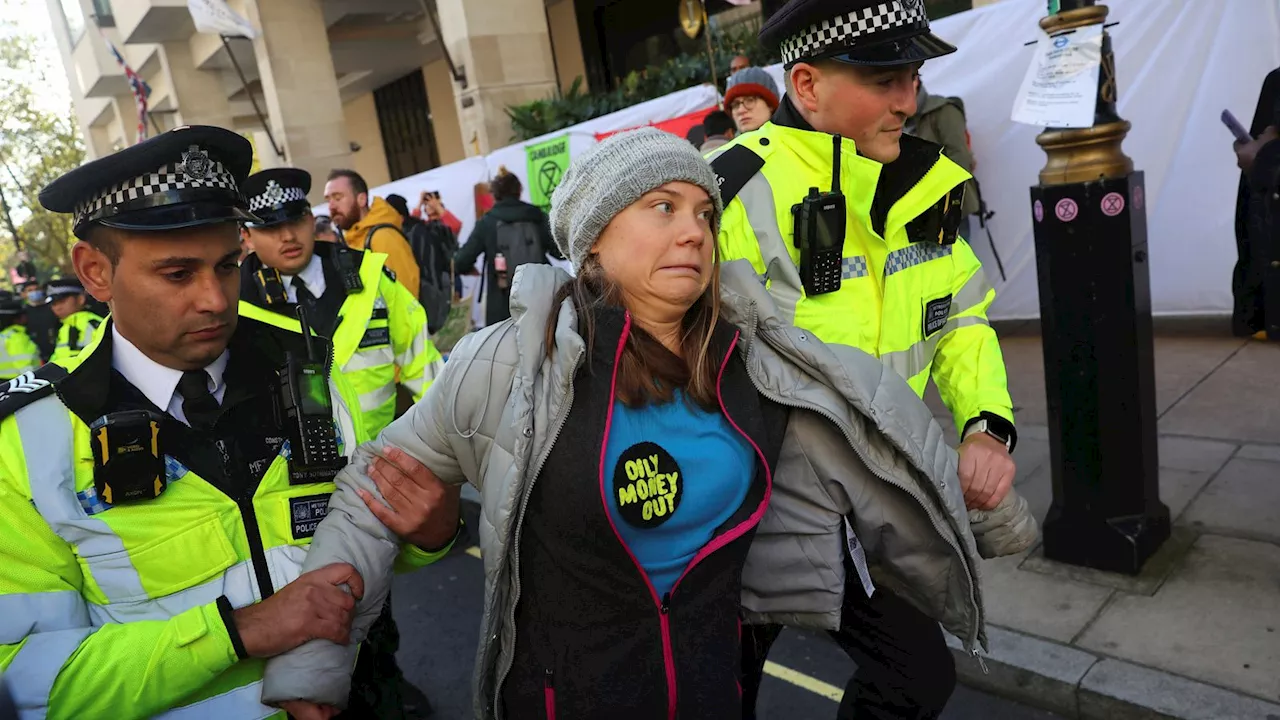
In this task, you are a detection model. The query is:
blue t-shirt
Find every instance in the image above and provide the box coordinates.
[603,391,756,597]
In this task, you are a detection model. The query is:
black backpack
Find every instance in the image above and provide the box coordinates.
[365,223,452,335]
[494,220,546,276]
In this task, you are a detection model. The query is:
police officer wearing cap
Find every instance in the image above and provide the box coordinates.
[239,167,444,442]
[45,276,104,364]
[0,291,41,380]
[0,125,459,719]
[713,1,1016,717]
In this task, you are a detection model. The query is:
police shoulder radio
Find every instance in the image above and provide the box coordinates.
[275,305,347,484]
[792,134,847,296]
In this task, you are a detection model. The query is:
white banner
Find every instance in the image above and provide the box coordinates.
[188,0,258,39]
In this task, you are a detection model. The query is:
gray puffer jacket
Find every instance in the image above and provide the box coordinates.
[261,261,1036,718]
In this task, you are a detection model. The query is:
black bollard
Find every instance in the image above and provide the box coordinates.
[1028,1,1170,575]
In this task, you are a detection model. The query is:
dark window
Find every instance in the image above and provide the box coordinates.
[374,69,441,181]
[91,0,115,27]
[58,0,85,45]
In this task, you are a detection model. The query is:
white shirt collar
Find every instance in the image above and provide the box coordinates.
[111,324,229,415]
[282,254,326,303]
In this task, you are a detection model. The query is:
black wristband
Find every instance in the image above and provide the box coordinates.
[217,595,249,661]
[418,518,464,554]
[963,411,1018,453]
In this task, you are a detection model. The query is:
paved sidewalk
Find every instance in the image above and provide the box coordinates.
[927,327,1280,720]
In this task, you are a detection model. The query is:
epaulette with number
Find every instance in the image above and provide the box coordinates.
[381,266,397,282]
[0,364,68,420]
[709,144,767,205]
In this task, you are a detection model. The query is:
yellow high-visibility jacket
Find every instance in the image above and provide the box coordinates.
[50,310,104,364]
[713,115,1013,435]
[0,314,448,719]
[0,324,40,380]
[240,245,444,441]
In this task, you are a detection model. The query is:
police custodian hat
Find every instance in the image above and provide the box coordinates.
[241,168,312,228]
[0,291,24,316]
[39,125,258,239]
[44,276,85,301]
[761,0,956,67]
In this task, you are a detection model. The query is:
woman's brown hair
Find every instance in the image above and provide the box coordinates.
[545,252,724,411]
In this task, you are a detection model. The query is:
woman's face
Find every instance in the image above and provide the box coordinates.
[592,182,716,318]
[730,95,773,133]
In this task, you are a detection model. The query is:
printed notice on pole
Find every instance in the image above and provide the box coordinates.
[1011,25,1103,129]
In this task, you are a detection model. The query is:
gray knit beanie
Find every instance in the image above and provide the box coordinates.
[549,127,724,272]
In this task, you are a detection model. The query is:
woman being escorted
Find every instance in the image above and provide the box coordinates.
[262,129,1035,720]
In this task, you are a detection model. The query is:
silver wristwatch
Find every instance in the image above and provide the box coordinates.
[964,418,1013,452]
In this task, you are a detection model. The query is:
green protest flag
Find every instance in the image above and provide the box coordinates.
[525,134,570,212]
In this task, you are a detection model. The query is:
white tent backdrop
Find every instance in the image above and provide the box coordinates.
[843,0,1279,319]
[326,0,1278,321]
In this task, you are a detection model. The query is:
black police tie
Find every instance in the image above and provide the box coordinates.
[177,369,220,430]
[293,276,319,318]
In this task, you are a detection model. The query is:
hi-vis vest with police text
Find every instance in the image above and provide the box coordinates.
[0,316,445,720]
[712,122,1013,433]
[240,249,443,442]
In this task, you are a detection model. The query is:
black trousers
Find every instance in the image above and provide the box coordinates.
[741,588,956,720]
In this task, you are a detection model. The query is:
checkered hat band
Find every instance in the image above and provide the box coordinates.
[73,159,237,226]
[780,1,928,64]
[248,186,308,212]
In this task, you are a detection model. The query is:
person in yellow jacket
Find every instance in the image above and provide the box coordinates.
[0,293,40,380]
[240,167,444,441]
[714,1,1017,718]
[45,276,104,363]
[324,168,421,301]
[0,125,461,720]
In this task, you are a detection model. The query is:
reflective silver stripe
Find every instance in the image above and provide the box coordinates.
[344,346,394,374]
[8,626,93,715]
[395,327,433,399]
[359,383,396,413]
[841,256,869,280]
[951,269,995,314]
[394,326,428,371]
[85,545,306,625]
[330,375,360,455]
[19,399,148,603]
[738,173,801,325]
[0,591,89,645]
[157,680,275,720]
[265,544,308,593]
[881,315,989,382]
[884,243,952,276]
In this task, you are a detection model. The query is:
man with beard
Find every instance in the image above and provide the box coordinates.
[324,169,420,302]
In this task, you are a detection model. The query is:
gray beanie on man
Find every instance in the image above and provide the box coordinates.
[549,127,724,272]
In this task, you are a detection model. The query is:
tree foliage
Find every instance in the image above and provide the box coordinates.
[0,16,85,281]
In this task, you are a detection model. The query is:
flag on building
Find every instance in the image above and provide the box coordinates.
[187,0,258,38]
[101,33,151,143]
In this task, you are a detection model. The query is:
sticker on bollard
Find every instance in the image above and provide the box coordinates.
[1101,192,1125,217]
[1133,185,1144,211]
[1055,198,1078,222]
[1034,199,1044,222]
